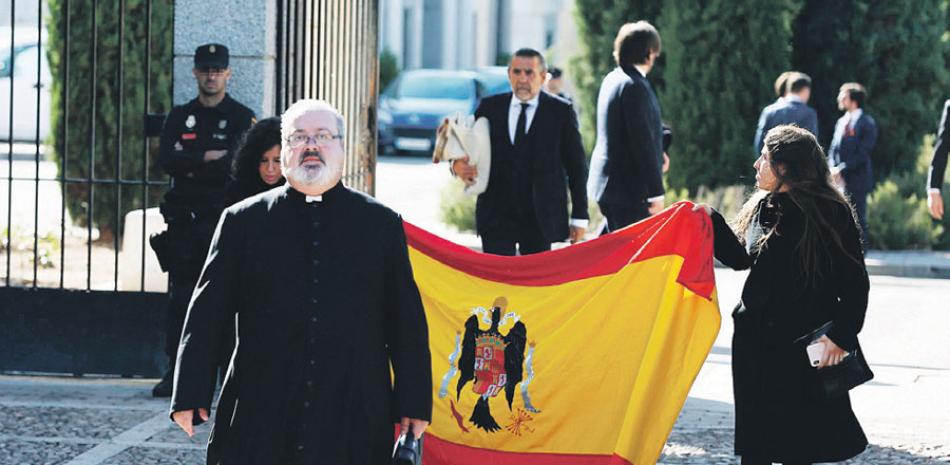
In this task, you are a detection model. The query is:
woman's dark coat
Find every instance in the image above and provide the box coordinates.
[171,183,432,465]
[711,193,869,463]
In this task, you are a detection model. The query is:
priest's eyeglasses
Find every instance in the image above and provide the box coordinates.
[286,131,343,148]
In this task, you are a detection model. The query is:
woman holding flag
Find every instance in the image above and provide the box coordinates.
[695,125,870,465]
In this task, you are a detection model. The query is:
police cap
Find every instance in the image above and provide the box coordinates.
[194,43,229,69]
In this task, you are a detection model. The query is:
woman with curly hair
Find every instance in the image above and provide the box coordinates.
[695,125,869,465]
[228,116,284,204]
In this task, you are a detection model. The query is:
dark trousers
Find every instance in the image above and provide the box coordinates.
[850,190,869,251]
[481,218,550,256]
[599,202,650,236]
[481,236,550,256]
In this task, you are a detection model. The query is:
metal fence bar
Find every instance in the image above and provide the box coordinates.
[87,0,98,291]
[141,0,152,292]
[32,0,43,287]
[5,0,15,287]
[114,0,125,291]
[60,0,71,288]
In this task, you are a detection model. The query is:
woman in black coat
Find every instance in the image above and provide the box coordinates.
[696,125,869,464]
[227,116,285,205]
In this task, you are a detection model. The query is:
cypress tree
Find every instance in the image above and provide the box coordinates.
[47,0,174,240]
[659,0,798,193]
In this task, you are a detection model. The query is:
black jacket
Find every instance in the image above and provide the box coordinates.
[587,67,664,208]
[171,183,432,465]
[159,94,256,209]
[828,111,878,195]
[473,91,588,242]
[928,99,950,190]
[712,193,869,463]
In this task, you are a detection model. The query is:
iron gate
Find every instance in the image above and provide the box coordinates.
[2,0,382,377]
[1,0,174,376]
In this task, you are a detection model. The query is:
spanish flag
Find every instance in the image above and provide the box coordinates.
[403,201,721,465]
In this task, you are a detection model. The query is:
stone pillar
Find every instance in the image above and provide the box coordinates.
[173,0,277,117]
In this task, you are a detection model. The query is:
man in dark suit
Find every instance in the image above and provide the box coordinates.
[829,82,878,248]
[927,99,950,220]
[453,48,588,255]
[753,72,819,155]
[586,21,664,233]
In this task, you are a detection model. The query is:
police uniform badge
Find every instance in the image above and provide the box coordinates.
[218,119,228,129]
[185,115,196,129]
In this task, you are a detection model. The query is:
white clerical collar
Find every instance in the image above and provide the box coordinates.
[305,195,322,203]
[511,93,540,109]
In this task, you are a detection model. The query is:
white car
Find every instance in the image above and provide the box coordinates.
[0,27,51,142]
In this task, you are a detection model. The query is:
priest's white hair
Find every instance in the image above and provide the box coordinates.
[280,99,346,142]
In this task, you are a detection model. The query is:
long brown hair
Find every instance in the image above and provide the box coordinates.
[734,125,862,285]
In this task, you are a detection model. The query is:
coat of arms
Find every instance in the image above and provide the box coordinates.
[438,297,541,433]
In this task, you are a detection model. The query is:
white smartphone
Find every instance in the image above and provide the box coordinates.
[806,341,825,367]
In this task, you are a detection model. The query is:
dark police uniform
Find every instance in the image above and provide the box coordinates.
[153,43,255,396]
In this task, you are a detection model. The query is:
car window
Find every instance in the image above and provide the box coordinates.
[398,75,475,100]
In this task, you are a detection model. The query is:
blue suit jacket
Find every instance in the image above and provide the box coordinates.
[587,66,664,207]
[927,99,950,190]
[753,98,819,154]
[829,112,878,194]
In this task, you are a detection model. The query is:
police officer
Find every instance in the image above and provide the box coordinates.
[151,43,255,397]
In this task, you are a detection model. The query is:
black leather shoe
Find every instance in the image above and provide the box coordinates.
[152,369,173,397]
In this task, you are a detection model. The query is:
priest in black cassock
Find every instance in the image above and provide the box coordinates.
[170,99,432,465]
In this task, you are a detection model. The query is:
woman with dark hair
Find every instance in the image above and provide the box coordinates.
[695,125,869,465]
[228,116,284,204]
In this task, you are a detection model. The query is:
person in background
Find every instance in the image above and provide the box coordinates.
[151,43,255,398]
[587,21,665,234]
[696,125,869,465]
[926,99,949,220]
[545,66,570,101]
[753,72,819,156]
[828,82,877,249]
[228,116,285,204]
[451,48,588,255]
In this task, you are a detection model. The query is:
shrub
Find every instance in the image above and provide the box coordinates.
[867,180,943,249]
[439,181,477,233]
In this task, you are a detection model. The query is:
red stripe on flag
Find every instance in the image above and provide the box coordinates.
[423,434,635,465]
[404,201,716,299]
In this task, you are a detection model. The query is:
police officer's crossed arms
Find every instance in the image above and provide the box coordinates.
[151,43,255,398]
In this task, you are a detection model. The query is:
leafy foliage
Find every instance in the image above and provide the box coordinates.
[46,0,174,239]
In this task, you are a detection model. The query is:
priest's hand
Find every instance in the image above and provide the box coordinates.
[452,156,478,186]
[172,408,210,437]
[400,417,429,439]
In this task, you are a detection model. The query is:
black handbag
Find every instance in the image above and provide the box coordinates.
[391,424,423,465]
[795,321,874,399]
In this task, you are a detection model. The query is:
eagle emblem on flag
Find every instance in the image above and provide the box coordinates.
[451,297,535,432]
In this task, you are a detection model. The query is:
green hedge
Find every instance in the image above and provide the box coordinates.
[46,0,174,239]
